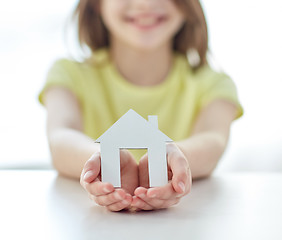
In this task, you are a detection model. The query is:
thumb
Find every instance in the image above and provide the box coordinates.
[169,153,191,195]
[80,152,101,184]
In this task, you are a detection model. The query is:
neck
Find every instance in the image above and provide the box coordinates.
[109,40,173,86]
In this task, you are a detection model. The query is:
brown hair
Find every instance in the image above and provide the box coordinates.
[73,0,208,67]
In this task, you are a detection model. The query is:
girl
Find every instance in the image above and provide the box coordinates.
[39,0,243,212]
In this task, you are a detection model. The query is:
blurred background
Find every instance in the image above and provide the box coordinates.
[0,0,281,172]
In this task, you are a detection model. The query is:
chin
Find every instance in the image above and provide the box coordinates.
[126,39,171,53]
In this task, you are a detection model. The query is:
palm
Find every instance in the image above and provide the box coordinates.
[120,150,139,195]
[138,154,172,188]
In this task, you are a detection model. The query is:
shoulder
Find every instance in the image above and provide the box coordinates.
[173,53,228,80]
[48,58,90,78]
[192,64,230,82]
[48,48,110,77]
[189,63,237,95]
[192,63,243,119]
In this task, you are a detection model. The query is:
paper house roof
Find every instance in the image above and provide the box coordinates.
[96,109,172,147]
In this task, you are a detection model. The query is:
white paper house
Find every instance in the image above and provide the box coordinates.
[96,109,172,187]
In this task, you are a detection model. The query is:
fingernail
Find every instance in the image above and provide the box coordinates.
[178,181,185,193]
[83,171,94,181]
[89,154,95,161]
[90,152,100,159]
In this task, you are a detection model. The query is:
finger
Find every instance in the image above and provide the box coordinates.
[95,189,127,206]
[136,193,181,209]
[134,186,147,196]
[131,196,154,211]
[139,194,168,209]
[146,182,179,200]
[80,152,101,184]
[133,187,156,209]
[106,194,132,212]
[168,150,192,195]
[87,193,95,201]
[134,187,178,209]
[85,181,115,196]
[156,198,181,209]
[134,187,167,208]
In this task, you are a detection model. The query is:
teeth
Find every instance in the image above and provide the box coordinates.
[135,18,157,26]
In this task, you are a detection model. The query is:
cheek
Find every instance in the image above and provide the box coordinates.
[174,17,185,34]
[100,1,126,31]
[164,2,185,33]
[165,14,185,39]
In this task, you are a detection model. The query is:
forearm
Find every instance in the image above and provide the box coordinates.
[48,128,100,179]
[176,131,229,179]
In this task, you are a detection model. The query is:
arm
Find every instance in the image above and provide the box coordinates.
[44,87,138,211]
[176,99,238,179]
[131,99,238,210]
[43,87,100,179]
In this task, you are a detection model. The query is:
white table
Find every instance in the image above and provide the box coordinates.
[0,170,281,240]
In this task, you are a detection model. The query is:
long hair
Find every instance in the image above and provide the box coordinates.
[73,0,208,68]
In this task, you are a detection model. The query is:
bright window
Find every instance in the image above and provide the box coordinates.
[0,0,281,171]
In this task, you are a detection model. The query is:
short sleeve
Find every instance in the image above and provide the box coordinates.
[197,66,243,119]
[38,59,81,105]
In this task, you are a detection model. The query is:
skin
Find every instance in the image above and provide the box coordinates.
[100,0,185,86]
[44,0,238,211]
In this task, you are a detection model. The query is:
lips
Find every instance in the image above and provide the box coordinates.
[134,17,159,26]
[125,14,166,30]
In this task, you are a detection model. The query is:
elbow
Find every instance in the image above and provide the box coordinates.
[190,151,222,180]
[51,155,80,180]
[48,132,79,180]
[51,155,64,175]
[50,151,69,177]
[192,167,214,180]
[48,133,63,173]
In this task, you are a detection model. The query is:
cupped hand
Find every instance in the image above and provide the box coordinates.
[80,150,139,212]
[131,143,192,211]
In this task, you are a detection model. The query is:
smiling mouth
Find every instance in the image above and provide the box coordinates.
[125,15,167,30]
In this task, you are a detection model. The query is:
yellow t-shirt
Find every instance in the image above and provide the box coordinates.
[39,48,243,159]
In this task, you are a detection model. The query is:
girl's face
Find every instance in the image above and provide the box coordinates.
[100,0,185,51]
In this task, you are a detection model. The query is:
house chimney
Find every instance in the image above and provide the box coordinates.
[148,115,158,129]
